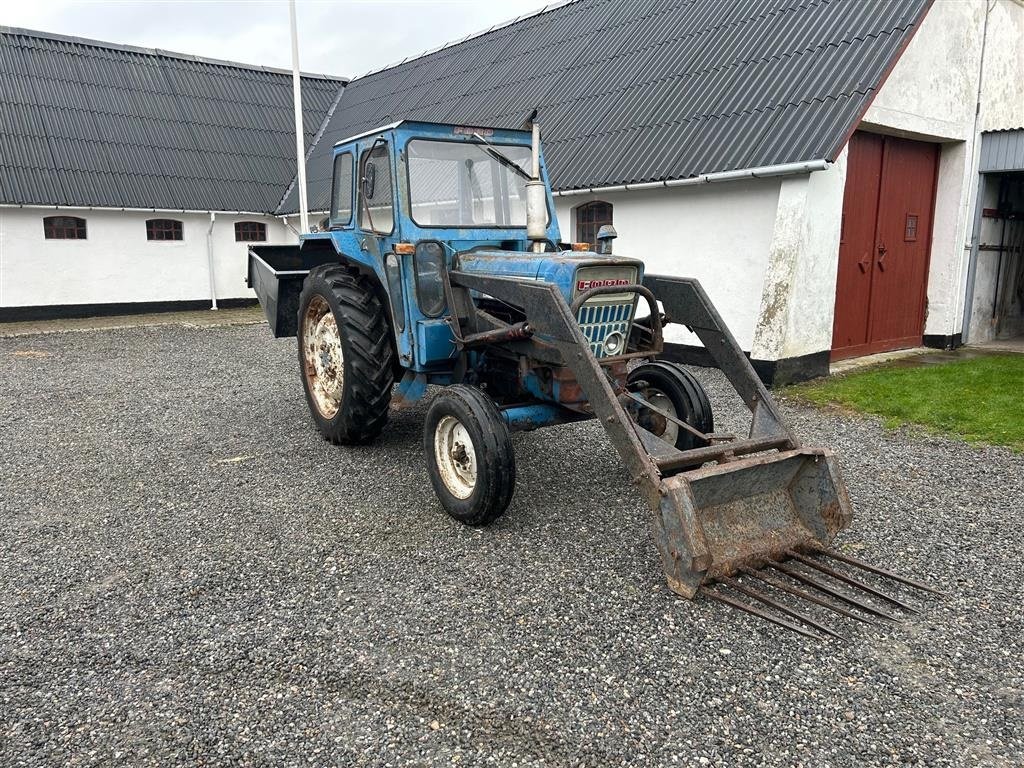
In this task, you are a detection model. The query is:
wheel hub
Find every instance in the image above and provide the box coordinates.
[633,387,678,444]
[434,415,477,499]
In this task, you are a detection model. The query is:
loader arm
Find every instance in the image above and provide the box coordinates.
[450,271,852,600]
[642,274,795,444]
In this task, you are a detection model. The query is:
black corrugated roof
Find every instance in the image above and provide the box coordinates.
[0,27,346,212]
[278,0,931,214]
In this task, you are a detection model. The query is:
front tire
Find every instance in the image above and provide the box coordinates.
[626,361,714,451]
[298,265,394,444]
[424,386,516,526]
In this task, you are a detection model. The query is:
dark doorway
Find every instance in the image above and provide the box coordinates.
[831,131,939,360]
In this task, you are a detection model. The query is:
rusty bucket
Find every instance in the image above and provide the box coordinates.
[656,449,853,598]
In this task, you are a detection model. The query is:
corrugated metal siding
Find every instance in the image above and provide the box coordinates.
[0,28,345,212]
[979,129,1024,173]
[279,0,930,214]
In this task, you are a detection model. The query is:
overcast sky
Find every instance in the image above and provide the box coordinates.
[1,0,548,78]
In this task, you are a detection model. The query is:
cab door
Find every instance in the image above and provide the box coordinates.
[353,137,415,367]
[356,138,399,257]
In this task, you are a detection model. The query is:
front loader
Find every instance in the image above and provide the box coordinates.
[249,120,937,639]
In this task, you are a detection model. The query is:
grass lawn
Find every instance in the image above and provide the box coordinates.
[788,353,1024,451]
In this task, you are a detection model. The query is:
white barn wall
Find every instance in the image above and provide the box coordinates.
[751,150,848,361]
[554,178,782,351]
[0,208,290,309]
[979,0,1024,133]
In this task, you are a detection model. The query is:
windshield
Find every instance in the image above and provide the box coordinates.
[407,139,544,228]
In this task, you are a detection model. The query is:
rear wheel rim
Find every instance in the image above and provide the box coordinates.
[434,415,477,499]
[302,295,344,419]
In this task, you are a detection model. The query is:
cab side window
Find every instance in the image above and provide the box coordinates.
[359,142,394,234]
[330,152,354,227]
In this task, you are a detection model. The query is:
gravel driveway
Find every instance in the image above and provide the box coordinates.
[1,323,1021,767]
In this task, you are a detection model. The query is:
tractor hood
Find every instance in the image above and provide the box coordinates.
[455,249,645,305]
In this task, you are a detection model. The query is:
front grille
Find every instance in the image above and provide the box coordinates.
[577,301,635,358]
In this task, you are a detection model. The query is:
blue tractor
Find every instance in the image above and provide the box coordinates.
[249,121,934,637]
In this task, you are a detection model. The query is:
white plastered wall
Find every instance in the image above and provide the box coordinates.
[750,150,848,361]
[0,208,293,308]
[554,179,782,351]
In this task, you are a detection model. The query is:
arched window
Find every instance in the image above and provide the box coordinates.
[234,221,267,242]
[576,201,612,246]
[146,219,183,241]
[43,216,87,240]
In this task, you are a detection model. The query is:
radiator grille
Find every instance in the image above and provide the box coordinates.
[577,301,635,358]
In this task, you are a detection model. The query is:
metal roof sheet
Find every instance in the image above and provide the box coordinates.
[278,0,931,214]
[0,27,346,212]
[979,129,1024,174]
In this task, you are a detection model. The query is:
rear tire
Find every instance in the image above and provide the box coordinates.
[297,265,394,444]
[424,386,516,526]
[626,361,713,451]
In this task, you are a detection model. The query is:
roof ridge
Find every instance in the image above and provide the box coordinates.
[0,25,348,83]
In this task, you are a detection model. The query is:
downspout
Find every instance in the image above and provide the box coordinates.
[959,0,994,344]
[206,211,218,310]
[0,208,4,307]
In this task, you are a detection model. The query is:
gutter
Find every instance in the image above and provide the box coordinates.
[553,160,830,197]
[0,203,273,216]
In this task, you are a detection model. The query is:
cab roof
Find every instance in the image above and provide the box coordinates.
[332,120,533,149]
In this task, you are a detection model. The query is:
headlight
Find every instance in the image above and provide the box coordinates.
[603,331,625,356]
[414,241,447,317]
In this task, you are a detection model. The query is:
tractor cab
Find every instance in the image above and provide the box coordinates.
[296,120,640,373]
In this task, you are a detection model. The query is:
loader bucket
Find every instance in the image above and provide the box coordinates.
[655,449,852,599]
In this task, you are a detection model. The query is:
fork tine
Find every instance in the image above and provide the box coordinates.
[701,586,823,641]
[739,566,874,625]
[768,561,902,622]
[717,576,845,641]
[815,547,944,595]
[787,550,920,614]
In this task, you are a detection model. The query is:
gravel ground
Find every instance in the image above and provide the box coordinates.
[1,323,1021,767]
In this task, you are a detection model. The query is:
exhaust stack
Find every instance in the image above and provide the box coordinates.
[526,122,547,253]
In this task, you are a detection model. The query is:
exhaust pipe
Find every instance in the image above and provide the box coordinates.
[526,122,547,253]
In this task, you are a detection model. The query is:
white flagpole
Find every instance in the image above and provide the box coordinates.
[289,0,309,233]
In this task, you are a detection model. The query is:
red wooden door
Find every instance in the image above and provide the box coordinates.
[831,132,938,360]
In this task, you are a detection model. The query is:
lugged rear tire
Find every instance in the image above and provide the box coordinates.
[424,385,516,526]
[297,264,394,444]
[626,361,714,451]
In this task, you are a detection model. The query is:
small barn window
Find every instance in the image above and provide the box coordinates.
[576,201,613,247]
[146,218,183,241]
[43,215,87,240]
[235,221,267,242]
[904,213,919,242]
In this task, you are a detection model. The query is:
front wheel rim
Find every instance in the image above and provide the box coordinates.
[434,415,477,499]
[646,389,679,445]
[302,295,344,419]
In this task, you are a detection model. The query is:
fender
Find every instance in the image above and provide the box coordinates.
[302,233,408,370]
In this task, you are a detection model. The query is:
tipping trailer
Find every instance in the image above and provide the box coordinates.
[249,121,937,638]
